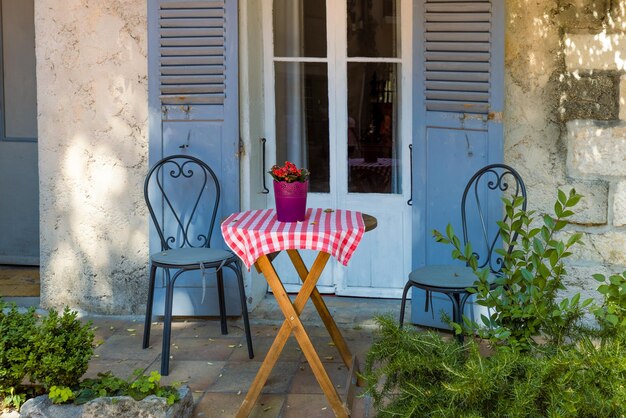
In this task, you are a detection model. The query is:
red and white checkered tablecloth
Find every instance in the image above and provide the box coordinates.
[221,208,366,270]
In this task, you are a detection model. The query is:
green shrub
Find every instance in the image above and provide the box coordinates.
[363,316,626,418]
[0,302,37,389]
[26,307,94,389]
[57,369,180,406]
[434,189,590,350]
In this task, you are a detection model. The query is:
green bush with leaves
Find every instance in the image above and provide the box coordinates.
[50,369,180,406]
[362,190,626,417]
[435,189,589,350]
[363,316,626,418]
[26,307,94,389]
[0,302,37,389]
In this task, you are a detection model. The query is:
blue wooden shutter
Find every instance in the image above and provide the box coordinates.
[148,0,240,316]
[410,0,504,327]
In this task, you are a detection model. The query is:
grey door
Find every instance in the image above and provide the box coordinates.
[0,0,39,266]
[148,0,240,316]
[410,0,504,327]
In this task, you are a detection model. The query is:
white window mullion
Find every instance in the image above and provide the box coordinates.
[328,0,348,199]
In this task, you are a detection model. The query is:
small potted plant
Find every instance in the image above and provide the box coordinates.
[269,161,310,222]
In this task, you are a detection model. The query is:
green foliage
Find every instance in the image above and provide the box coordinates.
[71,369,180,406]
[26,307,94,389]
[363,316,626,418]
[0,301,37,389]
[0,387,26,411]
[48,386,74,404]
[434,189,590,350]
[592,271,626,337]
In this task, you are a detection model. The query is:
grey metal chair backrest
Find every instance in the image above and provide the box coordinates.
[144,155,221,251]
[460,163,527,275]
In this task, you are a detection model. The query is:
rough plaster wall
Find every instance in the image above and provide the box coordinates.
[36,1,149,314]
[505,0,626,305]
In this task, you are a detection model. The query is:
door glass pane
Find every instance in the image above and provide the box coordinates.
[274,0,327,58]
[275,62,329,193]
[347,0,399,58]
[347,62,399,194]
[2,0,37,139]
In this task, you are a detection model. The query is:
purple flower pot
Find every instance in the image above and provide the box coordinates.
[273,180,308,222]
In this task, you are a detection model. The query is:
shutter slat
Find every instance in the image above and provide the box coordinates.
[161,74,225,84]
[426,42,489,52]
[425,51,490,62]
[160,18,224,28]
[426,71,489,82]
[161,94,225,105]
[161,56,224,65]
[426,32,490,42]
[160,28,223,37]
[426,13,491,22]
[161,46,225,56]
[161,84,224,94]
[426,22,490,32]
[160,9,224,18]
[161,1,224,9]
[426,61,490,71]
[426,3,491,12]
[426,90,489,101]
[161,37,223,47]
[426,80,489,92]
[426,100,489,113]
[160,65,225,75]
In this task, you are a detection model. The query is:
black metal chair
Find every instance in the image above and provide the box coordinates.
[399,164,527,338]
[142,155,253,375]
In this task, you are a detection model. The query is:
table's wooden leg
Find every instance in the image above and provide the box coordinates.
[237,252,349,418]
[287,249,356,370]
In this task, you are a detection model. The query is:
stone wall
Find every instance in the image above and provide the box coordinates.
[36,1,149,314]
[506,0,626,300]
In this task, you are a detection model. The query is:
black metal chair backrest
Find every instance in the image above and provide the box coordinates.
[144,155,221,251]
[460,164,527,275]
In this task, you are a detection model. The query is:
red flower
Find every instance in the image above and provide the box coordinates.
[269,161,310,183]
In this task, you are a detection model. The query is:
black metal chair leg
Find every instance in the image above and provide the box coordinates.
[232,262,254,359]
[160,269,178,376]
[399,281,413,328]
[216,269,228,335]
[143,264,157,349]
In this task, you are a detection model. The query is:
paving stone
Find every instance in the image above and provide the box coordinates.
[208,361,299,394]
[83,358,158,380]
[228,336,303,362]
[194,393,284,418]
[159,360,225,392]
[93,333,155,361]
[167,336,239,362]
[289,361,350,394]
[281,394,339,418]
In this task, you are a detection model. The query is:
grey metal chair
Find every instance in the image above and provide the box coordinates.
[399,164,527,338]
[142,155,253,375]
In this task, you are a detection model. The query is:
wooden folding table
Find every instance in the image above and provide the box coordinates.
[221,208,376,417]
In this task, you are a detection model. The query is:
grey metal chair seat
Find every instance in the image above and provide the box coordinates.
[399,164,526,339]
[151,247,236,267]
[142,155,253,376]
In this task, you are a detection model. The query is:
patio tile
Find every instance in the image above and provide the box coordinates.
[167,336,239,362]
[228,336,303,362]
[208,361,299,394]
[83,358,157,380]
[159,360,225,392]
[194,393,285,418]
[93,333,154,361]
[280,394,337,418]
[289,361,349,394]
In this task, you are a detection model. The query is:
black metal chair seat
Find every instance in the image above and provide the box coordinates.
[142,155,253,376]
[399,164,526,339]
[151,247,236,267]
[408,265,495,293]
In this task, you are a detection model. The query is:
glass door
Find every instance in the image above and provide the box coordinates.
[263,0,412,297]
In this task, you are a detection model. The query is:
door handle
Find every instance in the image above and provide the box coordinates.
[260,138,269,194]
[407,144,413,206]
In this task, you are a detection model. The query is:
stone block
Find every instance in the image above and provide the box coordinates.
[557,0,607,31]
[567,120,626,177]
[566,230,626,266]
[608,0,626,31]
[564,33,626,71]
[559,72,619,121]
[614,180,626,226]
[620,74,626,121]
